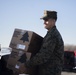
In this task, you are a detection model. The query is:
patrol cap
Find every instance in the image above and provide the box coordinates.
[40,10,57,21]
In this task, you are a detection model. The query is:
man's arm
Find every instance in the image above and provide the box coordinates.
[25,36,56,67]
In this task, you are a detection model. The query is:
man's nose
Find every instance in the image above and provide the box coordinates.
[44,21,46,25]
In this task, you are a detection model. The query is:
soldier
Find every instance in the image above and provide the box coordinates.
[25,10,64,75]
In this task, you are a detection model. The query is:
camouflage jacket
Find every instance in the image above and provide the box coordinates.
[25,26,64,75]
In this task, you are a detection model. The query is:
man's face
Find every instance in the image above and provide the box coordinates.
[43,18,55,30]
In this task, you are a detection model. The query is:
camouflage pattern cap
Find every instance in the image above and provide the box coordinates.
[40,10,57,20]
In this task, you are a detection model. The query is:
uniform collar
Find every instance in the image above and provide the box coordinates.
[47,26,56,33]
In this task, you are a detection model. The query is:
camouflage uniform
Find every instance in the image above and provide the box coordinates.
[25,26,64,75]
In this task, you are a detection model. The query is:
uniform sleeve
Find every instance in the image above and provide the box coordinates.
[25,35,56,67]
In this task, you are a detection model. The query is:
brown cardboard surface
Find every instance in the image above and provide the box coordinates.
[7,28,43,75]
[7,49,37,75]
[9,28,43,54]
[13,63,37,75]
[7,49,32,66]
[6,48,34,67]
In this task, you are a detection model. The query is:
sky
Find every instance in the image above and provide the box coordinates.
[0,0,76,47]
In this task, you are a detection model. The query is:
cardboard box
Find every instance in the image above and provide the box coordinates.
[7,49,36,75]
[7,28,43,75]
[9,28,43,54]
